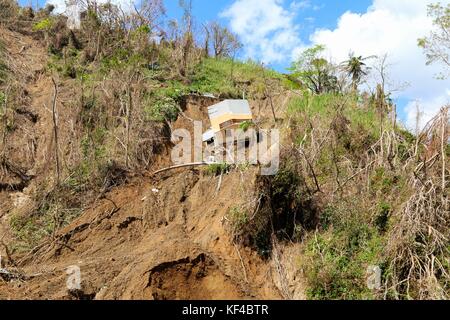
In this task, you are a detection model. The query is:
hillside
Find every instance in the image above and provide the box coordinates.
[0,2,448,300]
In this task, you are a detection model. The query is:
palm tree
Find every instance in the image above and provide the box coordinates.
[342,54,374,91]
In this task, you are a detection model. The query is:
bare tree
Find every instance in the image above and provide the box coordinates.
[202,23,210,58]
[179,0,194,77]
[206,22,242,58]
[418,3,450,78]
[261,63,277,122]
[371,53,410,129]
[131,0,166,33]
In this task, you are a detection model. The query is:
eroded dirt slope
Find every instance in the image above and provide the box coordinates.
[0,27,304,300]
[1,168,287,299]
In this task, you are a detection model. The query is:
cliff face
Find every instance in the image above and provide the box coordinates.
[0,25,304,300]
[1,169,285,300]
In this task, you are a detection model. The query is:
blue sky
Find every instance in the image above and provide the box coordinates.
[164,0,372,70]
[166,0,450,129]
[165,0,373,41]
[21,0,450,128]
[162,0,450,128]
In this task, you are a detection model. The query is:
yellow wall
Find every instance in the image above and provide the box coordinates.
[210,114,253,132]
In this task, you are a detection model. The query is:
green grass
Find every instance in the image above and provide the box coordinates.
[287,92,340,117]
[190,58,284,97]
[143,57,286,119]
[9,186,83,253]
[303,214,384,300]
[287,92,386,139]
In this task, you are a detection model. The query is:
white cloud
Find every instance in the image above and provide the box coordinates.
[308,0,450,129]
[291,0,311,10]
[221,0,305,64]
[405,91,450,132]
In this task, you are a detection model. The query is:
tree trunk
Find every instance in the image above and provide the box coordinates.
[51,78,61,185]
[125,82,133,168]
[261,63,276,122]
[1,87,9,161]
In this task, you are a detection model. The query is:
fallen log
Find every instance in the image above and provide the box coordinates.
[151,162,211,176]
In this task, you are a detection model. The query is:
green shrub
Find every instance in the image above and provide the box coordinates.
[303,224,384,300]
[375,201,391,233]
[0,41,7,84]
[9,187,83,253]
[32,18,53,32]
[302,197,386,300]
[270,167,317,236]
[239,120,253,132]
[205,163,232,176]
[228,206,249,235]
[144,97,179,122]
[9,213,51,252]
[287,92,387,140]
[370,168,396,193]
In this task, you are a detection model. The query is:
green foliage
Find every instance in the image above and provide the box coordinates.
[205,162,232,176]
[9,213,52,253]
[270,166,319,239]
[286,93,383,185]
[418,3,450,78]
[239,120,253,132]
[65,125,112,193]
[228,206,249,235]
[272,167,302,202]
[369,168,398,194]
[190,58,283,97]
[100,49,148,73]
[341,54,373,90]
[144,96,180,122]
[237,161,251,171]
[32,18,53,32]
[64,161,91,192]
[287,92,384,140]
[287,92,339,117]
[156,81,190,101]
[289,45,339,94]
[9,187,83,253]
[0,41,7,85]
[47,49,85,79]
[303,206,384,300]
[375,201,391,233]
[132,25,151,36]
